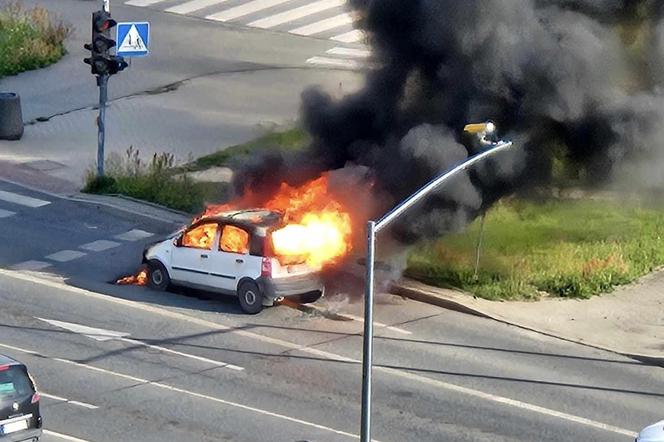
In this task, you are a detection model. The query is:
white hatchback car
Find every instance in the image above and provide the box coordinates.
[143,209,325,314]
[637,420,664,442]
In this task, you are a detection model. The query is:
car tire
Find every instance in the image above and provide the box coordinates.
[147,260,170,291]
[237,281,263,314]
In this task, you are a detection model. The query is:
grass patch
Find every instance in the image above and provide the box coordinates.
[186,128,309,172]
[83,147,229,214]
[0,2,71,77]
[406,198,664,300]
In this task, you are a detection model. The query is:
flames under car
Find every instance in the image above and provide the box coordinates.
[142,209,325,314]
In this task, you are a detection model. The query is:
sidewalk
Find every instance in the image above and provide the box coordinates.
[394,273,664,365]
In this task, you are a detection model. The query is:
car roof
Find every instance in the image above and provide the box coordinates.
[0,354,22,367]
[199,209,283,230]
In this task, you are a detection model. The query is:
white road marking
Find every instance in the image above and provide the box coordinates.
[113,229,154,241]
[306,56,364,69]
[41,393,99,410]
[248,0,345,29]
[0,190,50,208]
[0,269,640,438]
[165,0,232,14]
[120,337,244,371]
[37,317,243,371]
[206,0,293,22]
[290,13,357,36]
[43,429,92,442]
[79,240,121,252]
[331,29,364,43]
[0,342,367,441]
[0,208,16,218]
[326,46,371,58]
[125,0,166,6]
[10,260,52,271]
[341,313,412,335]
[45,250,87,263]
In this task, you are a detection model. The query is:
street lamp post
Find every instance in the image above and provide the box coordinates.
[359,122,515,442]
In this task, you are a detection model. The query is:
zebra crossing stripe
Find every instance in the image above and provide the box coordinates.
[0,209,16,218]
[248,0,345,29]
[331,29,364,43]
[206,0,294,22]
[306,56,364,69]
[166,0,232,14]
[326,46,370,58]
[290,12,357,36]
[125,0,166,6]
[0,190,50,208]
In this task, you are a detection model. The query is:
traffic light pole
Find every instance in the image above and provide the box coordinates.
[96,74,109,177]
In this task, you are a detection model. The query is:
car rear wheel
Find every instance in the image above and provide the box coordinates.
[237,281,263,314]
[147,260,170,291]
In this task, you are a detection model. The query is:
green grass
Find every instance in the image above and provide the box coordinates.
[406,198,664,300]
[0,2,71,77]
[185,128,309,172]
[83,147,229,214]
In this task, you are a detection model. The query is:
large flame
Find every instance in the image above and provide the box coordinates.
[204,175,353,268]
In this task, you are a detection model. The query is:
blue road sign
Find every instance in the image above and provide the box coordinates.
[116,22,149,57]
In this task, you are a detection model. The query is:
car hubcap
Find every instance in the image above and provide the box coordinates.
[245,290,256,305]
[152,270,163,285]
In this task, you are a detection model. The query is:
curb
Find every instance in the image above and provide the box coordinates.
[392,279,664,368]
[68,193,192,225]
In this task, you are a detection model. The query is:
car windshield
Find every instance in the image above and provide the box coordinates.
[0,366,34,400]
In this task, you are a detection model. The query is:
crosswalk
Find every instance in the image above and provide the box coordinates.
[124,0,371,69]
[0,187,156,272]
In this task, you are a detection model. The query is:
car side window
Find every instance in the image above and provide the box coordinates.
[182,223,218,250]
[219,225,249,254]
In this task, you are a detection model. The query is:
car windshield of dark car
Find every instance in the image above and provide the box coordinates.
[0,367,34,400]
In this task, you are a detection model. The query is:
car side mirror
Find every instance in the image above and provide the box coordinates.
[174,235,183,247]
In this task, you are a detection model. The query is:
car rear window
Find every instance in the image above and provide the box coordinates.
[219,225,249,254]
[0,366,34,399]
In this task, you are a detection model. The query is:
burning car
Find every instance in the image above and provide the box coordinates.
[142,209,328,314]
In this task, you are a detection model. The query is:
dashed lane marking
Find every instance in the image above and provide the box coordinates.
[0,269,639,439]
[0,342,371,441]
[79,240,121,252]
[43,429,93,442]
[340,313,412,335]
[45,250,87,263]
[113,229,154,241]
[41,393,99,410]
[10,260,52,271]
[0,190,50,208]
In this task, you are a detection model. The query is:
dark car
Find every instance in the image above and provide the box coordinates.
[0,355,42,441]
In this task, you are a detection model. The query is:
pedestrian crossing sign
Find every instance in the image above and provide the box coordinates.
[116,22,150,57]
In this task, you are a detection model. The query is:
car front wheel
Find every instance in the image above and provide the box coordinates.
[147,259,170,291]
[237,281,263,314]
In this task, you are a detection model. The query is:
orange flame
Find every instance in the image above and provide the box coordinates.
[204,175,353,268]
[116,268,148,286]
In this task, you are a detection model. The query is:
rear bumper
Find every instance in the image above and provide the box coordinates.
[258,275,324,300]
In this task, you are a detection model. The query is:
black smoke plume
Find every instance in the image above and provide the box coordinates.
[234,0,664,244]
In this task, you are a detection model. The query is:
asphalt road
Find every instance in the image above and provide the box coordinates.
[0,181,662,441]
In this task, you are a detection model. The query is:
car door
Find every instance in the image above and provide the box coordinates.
[170,221,219,287]
[205,224,252,292]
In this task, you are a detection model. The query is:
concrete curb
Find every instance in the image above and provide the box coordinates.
[67,193,192,225]
[392,279,664,367]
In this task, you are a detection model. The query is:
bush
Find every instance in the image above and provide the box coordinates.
[0,2,71,77]
[83,147,230,213]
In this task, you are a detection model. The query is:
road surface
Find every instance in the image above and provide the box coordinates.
[0,180,662,441]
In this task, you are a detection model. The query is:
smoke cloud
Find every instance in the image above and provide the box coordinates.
[233,0,664,245]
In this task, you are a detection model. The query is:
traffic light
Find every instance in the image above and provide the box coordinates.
[83,10,128,76]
